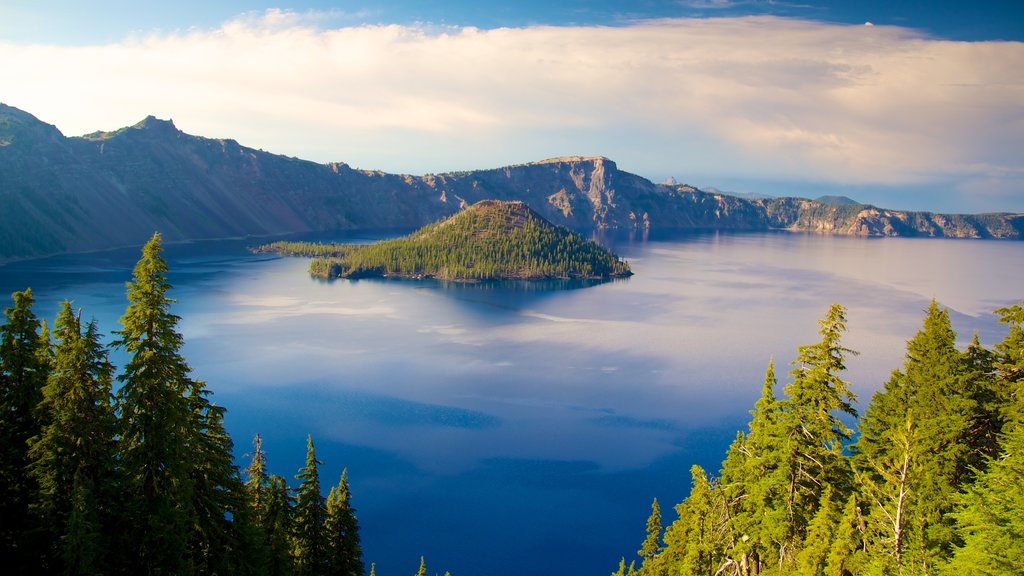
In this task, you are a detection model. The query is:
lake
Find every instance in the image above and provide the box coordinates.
[1,230,1020,576]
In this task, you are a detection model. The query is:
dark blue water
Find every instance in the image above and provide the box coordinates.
[1,231,1020,576]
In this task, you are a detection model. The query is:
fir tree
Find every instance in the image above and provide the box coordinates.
[185,378,245,573]
[638,497,663,573]
[946,417,1024,575]
[325,469,363,576]
[794,486,840,576]
[293,436,328,576]
[416,556,427,576]
[113,233,197,574]
[28,302,117,575]
[854,300,977,570]
[265,474,296,576]
[769,304,857,570]
[243,434,273,575]
[0,289,50,568]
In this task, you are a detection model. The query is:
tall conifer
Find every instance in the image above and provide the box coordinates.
[325,469,363,576]
[293,436,328,576]
[28,303,117,575]
[0,289,49,568]
[113,233,196,574]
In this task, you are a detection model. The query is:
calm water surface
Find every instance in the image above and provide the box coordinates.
[1,231,1020,576]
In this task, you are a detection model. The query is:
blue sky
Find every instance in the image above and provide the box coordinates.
[2,1,1023,212]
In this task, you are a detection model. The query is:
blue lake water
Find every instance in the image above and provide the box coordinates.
[1,231,1021,576]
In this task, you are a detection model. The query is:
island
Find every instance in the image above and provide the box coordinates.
[255,200,633,281]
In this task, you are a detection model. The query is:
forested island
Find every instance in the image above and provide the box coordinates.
[255,200,633,281]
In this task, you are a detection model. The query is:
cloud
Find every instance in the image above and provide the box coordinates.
[2,12,1021,210]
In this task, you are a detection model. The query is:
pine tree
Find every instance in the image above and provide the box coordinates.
[28,302,117,575]
[720,358,781,575]
[945,415,1024,575]
[0,288,50,568]
[325,469,363,576]
[293,436,328,576]
[825,493,867,576]
[794,486,840,576]
[638,497,663,573]
[416,556,427,576]
[662,465,725,576]
[242,434,272,575]
[854,300,977,570]
[186,378,245,573]
[767,304,858,571]
[113,233,197,574]
[992,301,1024,424]
[265,474,296,576]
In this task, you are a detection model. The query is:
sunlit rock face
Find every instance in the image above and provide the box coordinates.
[1,104,1021,262]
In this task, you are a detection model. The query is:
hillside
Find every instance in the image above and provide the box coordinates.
[258,200,632,281]
[2,104,1022,262]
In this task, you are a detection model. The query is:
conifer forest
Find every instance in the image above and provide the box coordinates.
[1,232,1022,576]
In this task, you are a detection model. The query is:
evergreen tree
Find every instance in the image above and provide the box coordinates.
[265,474,296,576]
[28,302,117,575]
[325,469,363,576]
[768,304,857,571]
[0,289,50,568]
[794,486,840,576]
[824,493,867,576]
[416,556,427,576]
[185,378,245,573]
[945,415,1024,575]
[854,300,977,570]
[113,233,197,574]
[662,465,725,576]
[720,359,781,575]
[637,497,662,573]
[243,434,273,575]
[293,436,328,576]
[992,301,1024,423]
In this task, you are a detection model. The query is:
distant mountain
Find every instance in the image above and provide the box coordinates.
[260,200,632,280]
[815,195,861,206]
[1,104,1022,262]
[701,186,773,200]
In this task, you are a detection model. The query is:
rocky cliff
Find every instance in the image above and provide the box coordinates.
[1,104,1021,261]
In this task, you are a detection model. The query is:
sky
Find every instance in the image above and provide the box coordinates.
[1,1,1022,213]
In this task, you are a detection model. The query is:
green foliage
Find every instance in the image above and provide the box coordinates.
[2,232,368,576]
[293,436,328,576]
[259,200,632,281]
[28,301,117,575]
[945,420,1024,575]
[113,233,198,573]
[325,470,363,576]
[618,300,1024,576]
[0,288,50,568]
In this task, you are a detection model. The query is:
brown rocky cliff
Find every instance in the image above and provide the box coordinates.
[1,104,1021,262]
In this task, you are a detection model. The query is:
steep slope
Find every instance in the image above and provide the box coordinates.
[1,104,1021,262]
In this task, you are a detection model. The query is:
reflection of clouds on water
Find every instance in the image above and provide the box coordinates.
[222,293,398,323]
[415,324,468,336]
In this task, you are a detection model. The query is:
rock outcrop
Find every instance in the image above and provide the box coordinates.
[1,104,1021,262]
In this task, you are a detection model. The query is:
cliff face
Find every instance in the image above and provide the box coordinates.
[1,104,1021,261]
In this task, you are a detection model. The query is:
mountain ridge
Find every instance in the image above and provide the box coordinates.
[1,104,1021,262]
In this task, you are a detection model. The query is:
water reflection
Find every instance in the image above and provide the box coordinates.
[0,231,1020,576]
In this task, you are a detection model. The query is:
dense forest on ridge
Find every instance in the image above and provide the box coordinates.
[1,232,1021,576]
[614,301,1024,576]
[257,200,632,281]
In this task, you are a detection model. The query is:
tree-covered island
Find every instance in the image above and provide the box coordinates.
[254,200,633,281]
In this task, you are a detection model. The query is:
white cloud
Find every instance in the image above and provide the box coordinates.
[2,12,1021,210]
